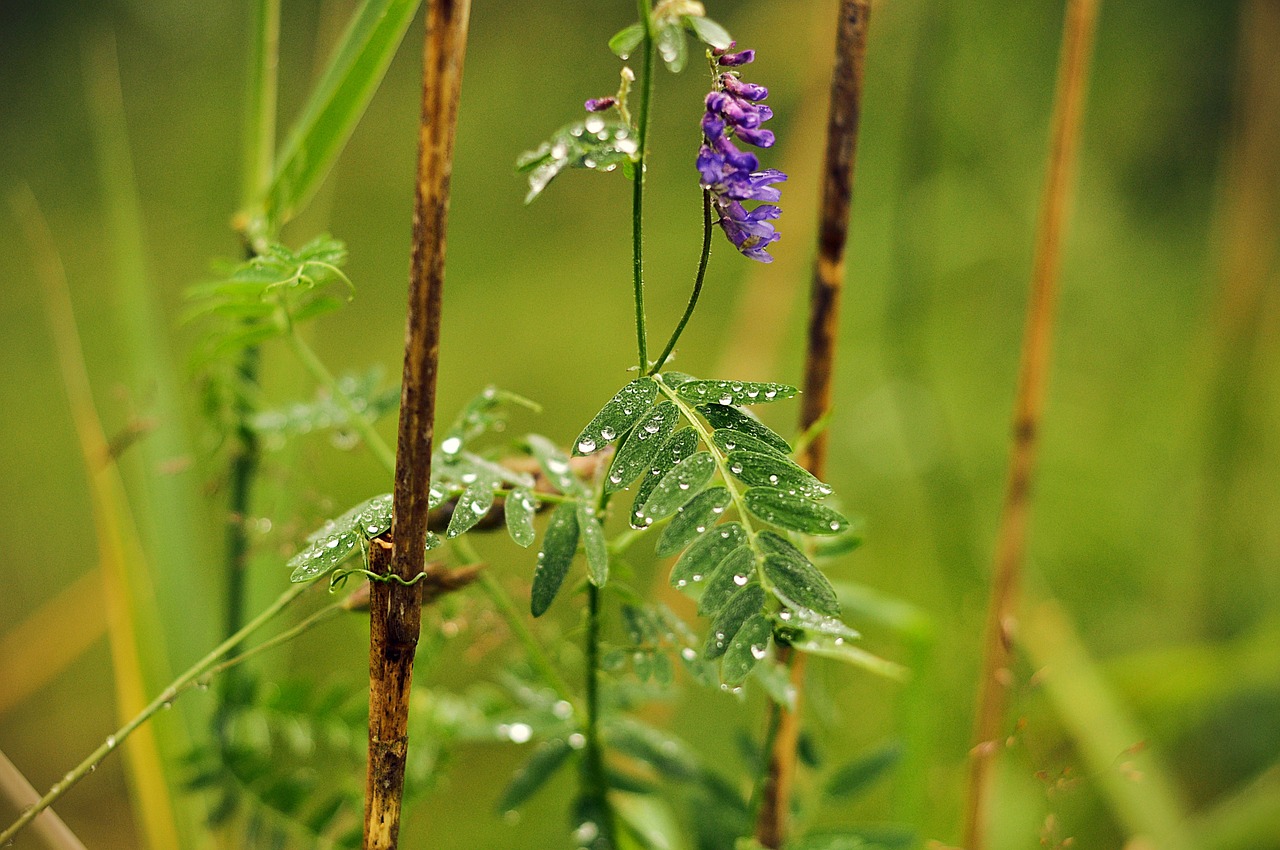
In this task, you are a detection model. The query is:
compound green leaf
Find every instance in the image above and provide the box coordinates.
[727,450,833,500]
[763,553,840,617]
[685,15,733,49]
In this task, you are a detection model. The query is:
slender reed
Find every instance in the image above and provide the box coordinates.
[651,189,713,375]
[961,1,1100,847]
[755,2,871,846]
[0,750,87,850]
[363,0,471,846]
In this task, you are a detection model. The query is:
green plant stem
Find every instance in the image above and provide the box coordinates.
[630,0,656,371]
[583,581,619,847]
[285,327,398,473]
[746,700,785,822]
[650,189,713,375]
[0,582,314,847]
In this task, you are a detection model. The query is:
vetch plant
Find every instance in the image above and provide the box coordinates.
[2,2,904,850]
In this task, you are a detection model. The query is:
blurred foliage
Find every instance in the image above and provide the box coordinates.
[1,0,1278,849]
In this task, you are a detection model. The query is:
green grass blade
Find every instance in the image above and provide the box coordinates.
[256,0,422,229]
[240,0,281,230]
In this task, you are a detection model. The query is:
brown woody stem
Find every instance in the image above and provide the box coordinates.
[752,3,875,844]
[754,2,871,847]
[961,1,1099,848]
[363,1,472,848]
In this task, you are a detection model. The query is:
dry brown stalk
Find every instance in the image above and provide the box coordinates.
[755,1,871,846]
[961,0,1100,847]
[363,1,472,847]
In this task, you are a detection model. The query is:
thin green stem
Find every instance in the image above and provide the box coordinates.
[584,582,620,847]
[0,583,315,847]
[651,189,714,375]
[284,327,397,474]
[631,0,656,371]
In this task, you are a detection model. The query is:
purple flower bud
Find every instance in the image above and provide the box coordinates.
[713,135,759,171]
[734,126,776,148]
[701,112,726,141]
[721,75,769,101]
[718,49,755,67]
[584,97,616,112]
[710,41,737,57]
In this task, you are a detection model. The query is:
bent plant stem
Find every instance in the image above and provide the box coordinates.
[364,0,470,847]
[961,0,1099,847]
[0,583,313,847]
[651,188,714,374]
[757,1,872,846]
[631,0,656,371]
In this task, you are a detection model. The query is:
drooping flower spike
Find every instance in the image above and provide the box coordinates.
[696,45,786,262]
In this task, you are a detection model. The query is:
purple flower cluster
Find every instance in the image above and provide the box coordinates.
[697,47,787,263]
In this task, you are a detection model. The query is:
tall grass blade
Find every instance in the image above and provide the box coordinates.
[1021,600,1194,850]
[256,0,422,230]
[12,185,188,850]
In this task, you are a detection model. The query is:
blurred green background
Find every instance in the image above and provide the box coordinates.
[2,0,1278,848]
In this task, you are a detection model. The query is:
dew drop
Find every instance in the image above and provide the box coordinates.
[718,393,734,405]
[681,647,696,661]
[600,426,616,441]
[733,574,748,586]
[730,463,743,475]
[829,520,842,530]
[440,436,462,455]
[584,116,605,134]
[106,735,116,748]
[506,722,533,743]
[768,474,779,484]
[577,438,597,453]
[568,732,586,749]
[750,645,768,660]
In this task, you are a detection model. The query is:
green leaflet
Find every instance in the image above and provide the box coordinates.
[629,430,699,528]
[678,380,798,406]
[654,486,730,557]
[751,660,798,711]
[526,433,588,497]
[763,554,840,618]
[704,584,766,660]
[496,738,576,812]
[670,522,747,589]
[743,487,850,536]
[758,531,840,616]
[726,450,833,500]
[655,21,688,72]
[721,614,773,685]
[577,504,609,587]
[711,428,788,459]
[262,0,421,227]
[685,15,733,49]
[609,22,645,59]
[446,475,497,538]
[517,118,640,203]
[603,720,700,781]
[825,742,904,800]
[504,487,538,548]
[572,377,658,456]
[636,451,717,525]
[698,404,792,454]
[530,503,579,617]
[698,546,756,617]
[791,636,907,680]
[607,402,679,493]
